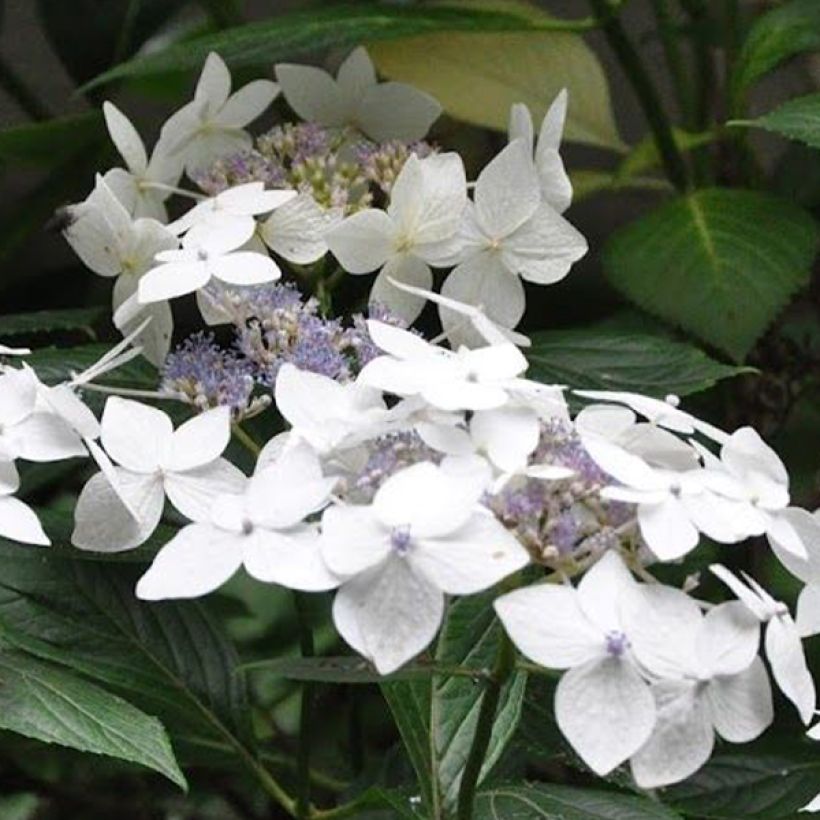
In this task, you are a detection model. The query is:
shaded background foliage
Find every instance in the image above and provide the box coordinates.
[0,0,818,818]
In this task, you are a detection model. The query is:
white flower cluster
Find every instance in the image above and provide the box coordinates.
[1,48,817,802]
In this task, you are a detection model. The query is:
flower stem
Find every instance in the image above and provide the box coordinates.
[588,0,690,191]
[232,423,262,457]
[294,591,316,820]
[455,631,517,820]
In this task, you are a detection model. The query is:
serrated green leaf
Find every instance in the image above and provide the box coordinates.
[473,782,682,819]
[666,751,820,819]
[732,0,820,104]
[0,307,104,339]
[738,93,820,151]
[370,1,622,149]
[0,554,250,765]
[603,188,818,361]
[0,650,185,789]
[527,315,750,397]
[81,3,580,92]
[381,592,526,817]
[0,113,103,168]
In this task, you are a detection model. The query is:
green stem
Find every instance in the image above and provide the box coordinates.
[232,423,262,457]
[589,0,690,191]
[112,0,141,65]
[0,55,51,121]
[294,592,316,820]
[455,631,517,820]
[649,0,696,125]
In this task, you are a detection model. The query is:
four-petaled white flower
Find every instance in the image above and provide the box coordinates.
[623,581,771,788]
[138,219,280,304]
[161,52,279,174]
[101,101,183,221]
[321,461,529,674]
[439,139,587,347]
[497,551,656,775]
[711,563,816,724]
[0,459,49,545]
[358,320,529,412]
[72,398,244,552]
[276,46,441,142]
[325,153,467,322]
[508,92,573,214]
[137,443,339,600]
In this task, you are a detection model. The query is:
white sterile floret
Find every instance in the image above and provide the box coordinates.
[0,345,30,355]
[259,192,333,264]
[439,139,587,347]
[101,101,183,221]
[325,153,467,322]
[320,461,528,674]
[136,443,339,600]
[274,363,390,457]
[138,219,280,304]
[508,92,573,214]
[496,552,656,776]
[63,176,178,364]
[275,46,441,142]
[621,582,770,788]
[72,398,244,552]
[358,320,528,412]
[167,182,296,245]
[160,52,279,175]
[769,508,820,637]
[0,366,86,463]
[711,563,816,724]
[0,460,49,545]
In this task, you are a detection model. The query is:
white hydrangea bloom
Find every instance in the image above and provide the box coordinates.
[325,153,467,322]
[0,459,49,545]
[101,101,183,221]
[276,46,441,141]
[496,552,656,775]
[161,52,279,175]
[321,461,529,674]
[137,443,338,600]
[72,399,244,552]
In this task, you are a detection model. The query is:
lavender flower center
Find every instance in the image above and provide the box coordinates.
[390,525,412,556]
[605,630,629,658]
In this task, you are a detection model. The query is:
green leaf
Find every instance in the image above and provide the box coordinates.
[0,307,104,339]
[0,794,39,820]
[527,314,750,397]
[0,553,251,764]
[370,1,622,149]
[381,592,526,817]
[473,783,682,819]
[603,188,818,361]
[82,3,587,92]
[0,650,185,788]
[24,343,158,388]
[666,751,820,819]
[737,93,820,150]
[0,113,103,168]
[732,0,820,104]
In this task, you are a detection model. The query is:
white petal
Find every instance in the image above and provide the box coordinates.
[369,255,432,324]
[503,204,587,285]
[770,507,820,583]
[216,80,279,127]
[332,557,444,674]
[320,503,390,577]
[696,601,760,677]
[707,657,773,743]
[195,52,232,110]
[416,421,473,456]
[275,63,347,126]
[580,437,661,491]
[630,680,714,789]
[373,461,478,538]
[365,319,441,361]
[101,397,171,473]
[767,510,809,559]
[638,497,700,561]
[0,461,19,494]
[136,523,242,600]
[574,404,636,440]
[260,193,329,264]
[116,297,173,368]
[797,583,820,638]
[508,103,534,149]
[470,406,539,473]
[325,209,395,274]
[709,563,769,621]
[7,413,86,462]
[556,656,655,775]
[766,614,816,724]
[576,550,636,634]
[164,458,246,523]
[103,101,147,174]
[72,470,164,552]
[535,90,572,213]
[336,47,376,102]
[410,511,529,595]
[475,140,540,237]
[357,82,441,142]
[801,794,820,813]
[183,129,253,175]
[138,261,210,302]
[0,495,49,545]
[212,251,280,286]
[494,584,603,669]
[721,426,789,489]
[0,368,37,426]
[243,526,339,591]
[164,406,231,472]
